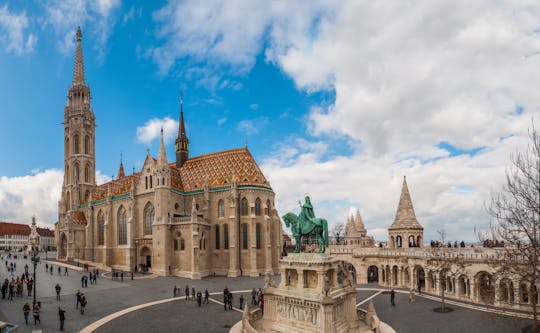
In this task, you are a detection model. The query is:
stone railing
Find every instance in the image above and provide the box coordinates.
[171,215,209,224]
[240,308,262,333]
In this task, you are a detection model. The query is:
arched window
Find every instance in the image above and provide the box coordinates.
[173,239,178,251]
[74,163,79,182]
[224,224,229,249]
[255,198,261,216]
[84,135,90,154]
[241,198,248,216]
[215,225,220,249]
[265,199,270,215]
[97,211,105,245]
[150,176,153,188]
[218,199,225,217]
[84,164,90,182]
[242,223,248,249]
[73,134,79,154]
[256,223,262,249]
[118,206,127,245]
[143,203,154,235]
[180,238,185,251]
[65,137,69,156]
[65,165,69,183]
[66,191,71,211]
[396,236,402,248]
[145,176,148,189]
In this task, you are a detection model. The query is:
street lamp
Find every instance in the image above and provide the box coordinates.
[31,246,40,308]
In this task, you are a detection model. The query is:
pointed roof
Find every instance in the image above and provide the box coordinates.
[72,26,86,87]
[389,176,423,230]
[178,96,187,140]
[354,208,366,231]
[157,128,168,167]
[118,161,125,179]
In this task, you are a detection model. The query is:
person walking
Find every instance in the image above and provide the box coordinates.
[196,290,202,306]
[55,283,61,300]
[251,288,257,305]
[58,266,61,275]
[33,303,41,325]
[390,288,396,306]
[204,288,209,304]
[80,294,87,314]
[239,294,244,310]
[58,306,66,331]
[173,285,177,297]
[409,289,416,303]
[121,271,124,281]
[64,267,68,276]
[76,290,81,309]
[259,294,264,314]
[223,288,229,311]
[22,302,30,324]
[191,287,195,301]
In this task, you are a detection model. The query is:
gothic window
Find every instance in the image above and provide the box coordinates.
[241,198,248,216]
[84,135,90,154]
[224,224,229,249]
[73,134,79,154]
[65,137,69,156]
[66,191,71,211]
[74,163,79,182]
[84,164,90,182]
[256,223,262,249]
[173,239,178,251]
[145,176,148,189]
[97,211,105,245]
[242,223,248,249]
[118,206,127,245]
[180,238,185,251]
[143,202,154,235]
[65,165,69,183]
[215,225,220,249]
[150,176,153,188]
[255,198,261,216]
[265,199,271,215]
[218,199,225,217]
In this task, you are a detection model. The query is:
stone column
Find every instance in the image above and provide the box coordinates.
[264,218,272,273]
[227,217,240,277]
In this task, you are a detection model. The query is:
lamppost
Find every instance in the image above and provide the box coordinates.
[31,246,40,307]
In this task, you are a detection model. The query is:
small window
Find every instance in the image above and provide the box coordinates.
[145,176,148,189]
[215,225,220,249]
[218,200,225,217]
[265,199,270,215]
[150,176,153,188]
[255,198,261,216]
[224,224,229,249]
[256,223,261,249]
[173,239,178,251]
[180,238,185,251]
[242,223,248,250]
[241,198,248,216]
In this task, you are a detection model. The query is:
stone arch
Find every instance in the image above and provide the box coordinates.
[392,265,398,285]
[403,266,410,286]
[498,278,514,305]
[84,163,90,182]
[427,271,435,292]
[408,235,416,247]
[140,246,152,271]
[415,266,425,292]
[74,162,80,182]
[457,274,468,297]
[84,135,90,154]
[255,198,262,216]
[117,206,127,245]
[143,202,154,235]
[475,271,495,304]
[367,265,379,283]
[241,197,248,216]
[59,232,68,259]
[396,236,402,248]
[73,134,79,154]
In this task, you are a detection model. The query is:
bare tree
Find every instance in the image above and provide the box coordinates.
[487,121,540,332]
[331,222,346,244]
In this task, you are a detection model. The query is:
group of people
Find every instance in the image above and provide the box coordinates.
[429,240,467,248]
[483,239,504,248]
[173,285,210,306]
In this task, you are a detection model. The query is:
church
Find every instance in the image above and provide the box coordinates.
[55,27,283,278]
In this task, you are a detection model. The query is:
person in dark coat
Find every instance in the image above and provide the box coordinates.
[390,288,395,306]
[196,290,202,306]
[58,307,66,331]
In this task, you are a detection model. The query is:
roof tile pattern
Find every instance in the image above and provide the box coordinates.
[0,222,54,236]
[389,177,423,230]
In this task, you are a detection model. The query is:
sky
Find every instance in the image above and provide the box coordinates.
[0,0,538,243]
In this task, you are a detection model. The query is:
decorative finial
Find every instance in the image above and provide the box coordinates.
[180,90,183,107]
[161,127,164,137]
[120,152,123,163]
[76,26,82,41]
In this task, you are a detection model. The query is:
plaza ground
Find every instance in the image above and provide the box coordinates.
[0,253,536,333]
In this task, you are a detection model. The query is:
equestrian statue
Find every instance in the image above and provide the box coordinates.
[283,196,329,253]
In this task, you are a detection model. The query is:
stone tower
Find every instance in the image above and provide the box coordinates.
[61,26,96,214]
[388,176,423,248]
[175,96,189,168]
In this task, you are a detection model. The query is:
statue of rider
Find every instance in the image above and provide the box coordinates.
[299,196,322,227]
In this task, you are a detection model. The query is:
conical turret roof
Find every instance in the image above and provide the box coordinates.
[157,128,168,167]
[72,26,86,87]
[354,208,366,232]
[389,176,423,230]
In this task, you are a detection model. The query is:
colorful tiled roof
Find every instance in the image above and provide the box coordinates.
[71,211,87,225]
[178,148,271,191]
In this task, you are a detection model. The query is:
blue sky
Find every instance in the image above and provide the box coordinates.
[0,1,538,243]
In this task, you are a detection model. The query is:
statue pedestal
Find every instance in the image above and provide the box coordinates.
[238,253,378,333]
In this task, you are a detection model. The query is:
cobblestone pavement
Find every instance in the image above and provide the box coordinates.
[1,253,537,333]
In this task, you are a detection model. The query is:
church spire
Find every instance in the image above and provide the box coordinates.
[73,26,86,87]
[175,94,189,168]
[117,154,125,179]
[157,128,168,166]
[389,176,423,230]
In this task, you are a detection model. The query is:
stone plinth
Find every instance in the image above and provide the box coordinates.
[235,253,382,333]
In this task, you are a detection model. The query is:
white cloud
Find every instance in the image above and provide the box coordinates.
[237,117,269,135]
[0,169,62,227]
[217,117,227,126]
[44,0,121,57]
[0,5,37,55]
[136,117,179,145]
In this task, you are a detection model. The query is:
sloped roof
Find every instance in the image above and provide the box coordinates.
[0,222,30,236]
[389,177,423,230]
[72,211,87,225]
[37,228,55,237]
[178,148,271,192]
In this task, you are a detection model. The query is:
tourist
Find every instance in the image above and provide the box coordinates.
[204,288,209,304]
[223,287,229,310]
[390,289,395,306]
[58,306,66,331]
[55,283,61,300]
[33,303,41,325]
[64,267,69,276]
[173,285,177,297]
[409,289,415,303]
[22,302,30,324]
[81,276,85,288]
[76,290,81,309]
[45,263,48,271]
[27,279,32,296]
[80,294,87,314]
[58,266,61,275]
[251,288,257,305]
[239,294,244,309]
[185,285,189,300]
[121,271,124,281]
[259,294,264,314]
[197,290,202,306]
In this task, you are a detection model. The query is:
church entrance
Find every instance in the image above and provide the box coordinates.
[415,266,425,292]
[59,233,67,260]
[367,265,379,283]
[139,246,152,272]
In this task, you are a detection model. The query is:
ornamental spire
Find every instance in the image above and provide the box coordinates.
[117,153,125,179]
[389,176,423,230]
[175,93,189,168]
[157,128,168,166]
[72,26,86,87]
